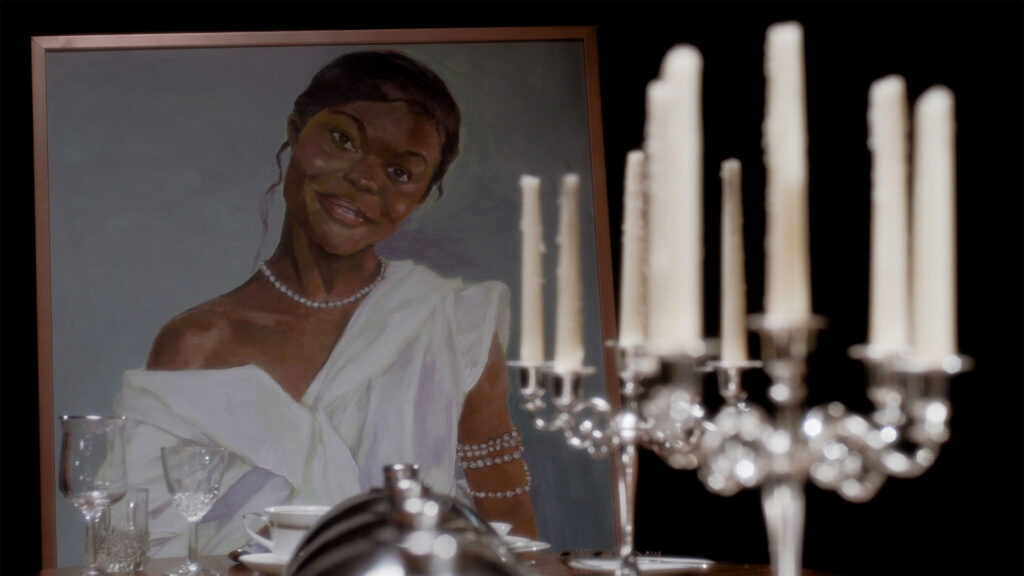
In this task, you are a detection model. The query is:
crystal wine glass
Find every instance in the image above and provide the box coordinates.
[60,415,127,576]
[161,443,227,576]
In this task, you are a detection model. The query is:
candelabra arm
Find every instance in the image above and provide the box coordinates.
[642,350,710,469]
[848,347,972,481]
[566,396,613,456]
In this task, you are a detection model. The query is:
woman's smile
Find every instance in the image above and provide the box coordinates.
[317,194,375,225]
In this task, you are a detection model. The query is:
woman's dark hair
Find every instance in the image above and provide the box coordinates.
[292,50,462,196]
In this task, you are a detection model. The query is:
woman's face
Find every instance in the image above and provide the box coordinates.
[283,100,444,256]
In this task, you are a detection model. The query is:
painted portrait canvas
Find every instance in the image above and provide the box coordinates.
[32,28,617,567]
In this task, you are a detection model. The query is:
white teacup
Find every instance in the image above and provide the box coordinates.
[243,505,330,560]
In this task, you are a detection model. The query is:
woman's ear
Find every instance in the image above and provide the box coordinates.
[287,113,302,146]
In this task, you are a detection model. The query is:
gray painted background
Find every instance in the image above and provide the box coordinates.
[46,41,615,565]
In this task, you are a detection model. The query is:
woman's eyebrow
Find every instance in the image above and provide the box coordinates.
[325,109,366,136]
[394,150,428,169]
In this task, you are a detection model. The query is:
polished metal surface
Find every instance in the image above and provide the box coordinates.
[285,464,531,576]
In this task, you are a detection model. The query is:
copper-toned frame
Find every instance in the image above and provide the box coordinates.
[31,27,616,568]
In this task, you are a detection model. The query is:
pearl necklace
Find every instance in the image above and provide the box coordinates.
[259,256,388,309]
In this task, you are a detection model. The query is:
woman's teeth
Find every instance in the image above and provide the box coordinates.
[321,196,370,224]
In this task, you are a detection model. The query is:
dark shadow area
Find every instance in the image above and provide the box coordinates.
[3,2,1020,575]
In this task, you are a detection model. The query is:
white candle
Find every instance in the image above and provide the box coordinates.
[618,150,647,347]
[645,45,704,355]
[911,86,958,363]
[867,75,910,354]
[519,174,545,364]
[554,173,585,370]
[763,21,811,324]
[720,158,748,362]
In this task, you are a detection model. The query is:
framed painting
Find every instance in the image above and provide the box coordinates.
[31,27,618,567]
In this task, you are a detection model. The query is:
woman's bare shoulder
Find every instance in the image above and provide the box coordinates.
[146,300,240,370]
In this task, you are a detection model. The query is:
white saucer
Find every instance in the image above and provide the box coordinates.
[239,552,289,575]
[508,539,552,553]
[567,556,713,573]
[502,535,532,546]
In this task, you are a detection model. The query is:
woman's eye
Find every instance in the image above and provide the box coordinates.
[388,166,411,184]
[329,131,357,152]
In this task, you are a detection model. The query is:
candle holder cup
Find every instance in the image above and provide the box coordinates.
[509,361,569,432]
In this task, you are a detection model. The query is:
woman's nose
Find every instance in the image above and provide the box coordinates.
[344,160,381,194]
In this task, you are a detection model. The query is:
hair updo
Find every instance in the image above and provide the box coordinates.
[290,50,462,198]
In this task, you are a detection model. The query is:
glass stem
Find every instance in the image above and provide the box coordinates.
[85,513,100,570]
[188,520,200,566]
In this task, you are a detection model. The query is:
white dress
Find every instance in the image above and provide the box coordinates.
[115,260,510,557]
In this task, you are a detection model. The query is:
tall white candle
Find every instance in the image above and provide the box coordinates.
[619,150,648,346]
[720,158,748,362]
[867,75,910,354]
[519,174,545,364]
[763,21,811,324]
[645,45,704,355]
[554,173,585,370]
[911,86,958,363]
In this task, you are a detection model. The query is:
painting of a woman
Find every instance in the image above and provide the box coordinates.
[115,50,537,556]
[42,35,614,565]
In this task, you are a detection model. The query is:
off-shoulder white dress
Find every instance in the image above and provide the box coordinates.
[115,260,509,557]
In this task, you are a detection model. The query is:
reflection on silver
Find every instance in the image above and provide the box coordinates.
[286,464,532,576]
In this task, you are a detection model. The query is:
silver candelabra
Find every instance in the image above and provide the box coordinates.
[510,350,654,576]
[510,315,970,576]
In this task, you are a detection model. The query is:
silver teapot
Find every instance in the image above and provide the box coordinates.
[285,464,534,576]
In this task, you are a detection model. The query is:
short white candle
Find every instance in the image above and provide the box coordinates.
[720,158,748,362]
[554,174,585,370]
[763,21,811,325]
[519,174,545,364]
[867,75,910,354]
[911,86,958,363]
[645,45,704,355]
[619,150,648,347]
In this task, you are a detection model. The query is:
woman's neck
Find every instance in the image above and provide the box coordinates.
[266,224,382,302]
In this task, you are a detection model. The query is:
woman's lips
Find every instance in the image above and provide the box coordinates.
[317,194,374,225]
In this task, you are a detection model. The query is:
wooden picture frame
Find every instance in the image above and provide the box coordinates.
[31,27,617,567]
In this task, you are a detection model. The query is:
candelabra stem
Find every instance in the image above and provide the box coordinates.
[762,477,805,576]
[750,315,822,576]
[612,400,641,576]
[763,384,808,576]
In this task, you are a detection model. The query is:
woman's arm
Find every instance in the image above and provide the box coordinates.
[458,334,539,538]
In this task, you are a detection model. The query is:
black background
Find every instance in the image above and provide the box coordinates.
[2,2,1021,575]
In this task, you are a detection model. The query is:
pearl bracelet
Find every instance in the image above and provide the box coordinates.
[458,448,524,470]
[456,427,522,459]
[466,462,532,500]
